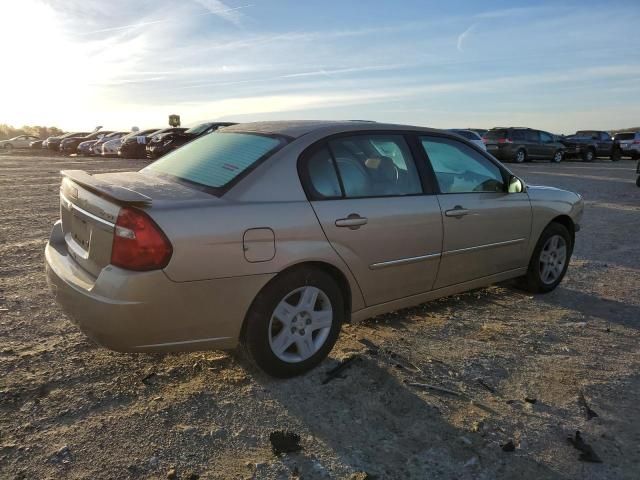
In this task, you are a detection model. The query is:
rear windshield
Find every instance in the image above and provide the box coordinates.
[615,132,635,140]
[484,129,507,139]
[144,132,286,192]
[451,130,479,140]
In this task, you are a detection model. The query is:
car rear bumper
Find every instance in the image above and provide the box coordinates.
[45,221,274,353]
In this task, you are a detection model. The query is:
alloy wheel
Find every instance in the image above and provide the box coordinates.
[539,234,567,285]
[516,150,525,163]
[268,286,333,363]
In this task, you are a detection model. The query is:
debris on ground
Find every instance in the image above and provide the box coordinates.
[501,440,516,452]
[321,355,359,384]
[578,391,599,420]
[567,430,602,463]
[524,397,537,404]
[476,378,496,393]
[269,430,302,456]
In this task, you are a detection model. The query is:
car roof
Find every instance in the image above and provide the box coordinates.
[221,120,445,139]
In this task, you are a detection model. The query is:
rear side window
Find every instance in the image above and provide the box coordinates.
[616,133,635,140]
[511,130,526,141]
[145,132,284,191]
[329,135,422,197]
[306,147,342,198]
[301,134,423,199]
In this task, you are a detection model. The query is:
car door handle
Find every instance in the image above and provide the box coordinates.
[335,214,368,229]
[445,206,470,218]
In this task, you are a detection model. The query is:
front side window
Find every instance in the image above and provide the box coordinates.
[328,135,422,197]
[540,132,553,143]
[145,132,284,191]
[421,136,505,194]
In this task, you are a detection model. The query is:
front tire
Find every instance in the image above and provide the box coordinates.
[551,150,563,163]
[514,148,526,163]
[518,222,572,293]
[242,267,344,378]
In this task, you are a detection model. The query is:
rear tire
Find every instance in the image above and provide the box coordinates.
[242,267,344,378]
[518,222,572,293]
[582,148,595,162]
[551,150,563,163]
[514,148,526,163]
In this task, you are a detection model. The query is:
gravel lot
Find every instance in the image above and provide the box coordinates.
[1,152,639,480]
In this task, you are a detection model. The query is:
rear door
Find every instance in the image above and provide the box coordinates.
[524,129,543,158]
[301,133,443,306]
[418,135,531,288]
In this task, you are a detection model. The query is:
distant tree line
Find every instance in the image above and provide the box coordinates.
[0,124,65,140]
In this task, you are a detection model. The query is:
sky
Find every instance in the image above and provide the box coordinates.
[0,0,639,134]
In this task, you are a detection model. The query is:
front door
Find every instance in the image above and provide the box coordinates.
[539,131,557,159]
[419,135,532,288]
[301,134,443,306]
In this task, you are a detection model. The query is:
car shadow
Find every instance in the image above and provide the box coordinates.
[249,357,567,479]
[536,286,640,330]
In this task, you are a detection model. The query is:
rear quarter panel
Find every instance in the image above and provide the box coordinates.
[150,142,366,312]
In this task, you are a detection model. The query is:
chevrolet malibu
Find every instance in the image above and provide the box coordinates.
[45,121,584,377]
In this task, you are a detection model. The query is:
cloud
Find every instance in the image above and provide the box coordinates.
[456,24,476,52]
[192,0,246,26]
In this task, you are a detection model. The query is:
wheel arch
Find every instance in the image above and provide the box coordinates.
[549,215,575,249]
[239,260,354,342]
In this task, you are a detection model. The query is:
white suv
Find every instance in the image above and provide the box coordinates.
[614,132,640,159]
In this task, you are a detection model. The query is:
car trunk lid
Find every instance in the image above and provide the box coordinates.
[59,169,214,277]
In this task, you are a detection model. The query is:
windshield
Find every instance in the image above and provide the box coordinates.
[185,123,212,135]
[144,132,286,193]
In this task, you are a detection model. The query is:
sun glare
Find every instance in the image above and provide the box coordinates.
[0,0,94,127]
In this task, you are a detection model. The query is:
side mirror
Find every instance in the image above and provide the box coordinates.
[508,175,525,193]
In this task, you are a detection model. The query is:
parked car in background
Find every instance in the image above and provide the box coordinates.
[0,134,41,151]
[119,127,184,159]
[146,122,236,159]
[560,130,619,161]
[469,128,488,138]
[91,132,128,156]
[613,132,640,159]
[45,120,584,377]
[77,139,99,156]
[30,139,45,149]
[46,132,90,152]
[448,129,486,151]
[484,127,566,163]
[61,130,112,155]
[102,129,153,157]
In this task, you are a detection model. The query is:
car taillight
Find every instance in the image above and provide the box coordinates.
[633,140,640,144]
[111,207,172,271]
[497,138,512,144]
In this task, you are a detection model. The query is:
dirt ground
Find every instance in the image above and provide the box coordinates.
[1,152,639,480]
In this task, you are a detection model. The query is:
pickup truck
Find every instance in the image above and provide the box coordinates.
[560,130,620,162]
